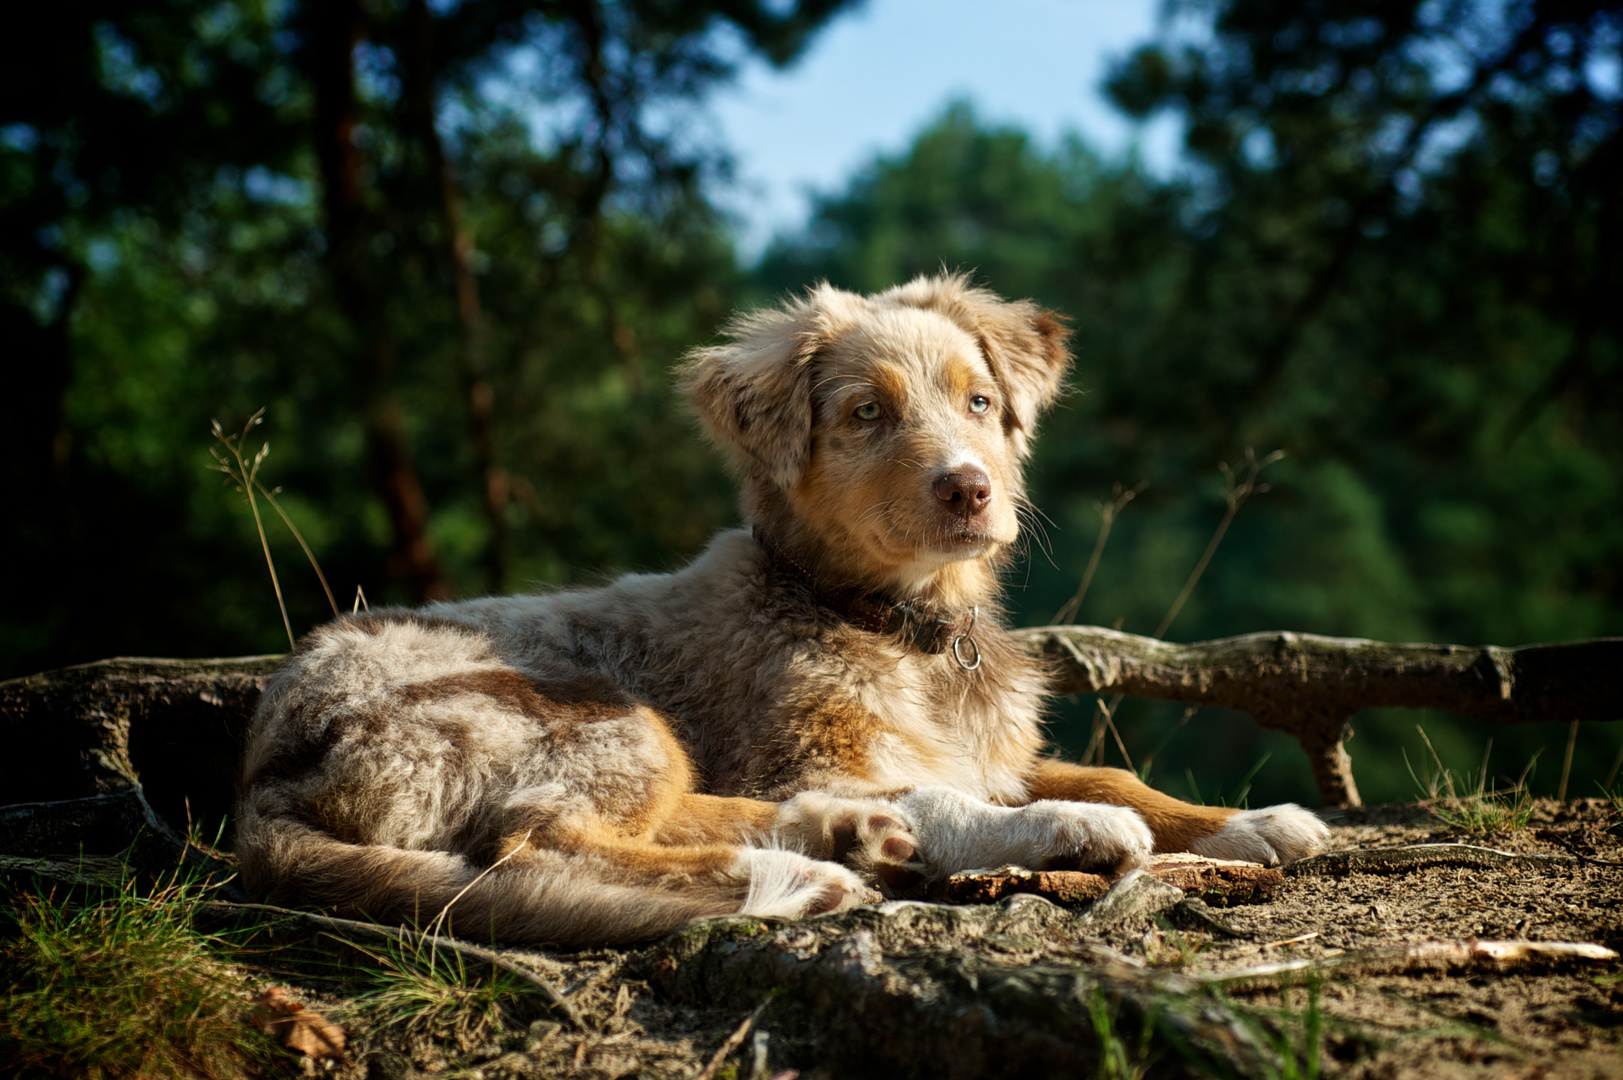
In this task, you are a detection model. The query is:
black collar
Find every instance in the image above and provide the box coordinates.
[753,527,978,659]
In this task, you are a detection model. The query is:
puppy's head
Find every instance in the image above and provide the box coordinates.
[682,274,1071,600]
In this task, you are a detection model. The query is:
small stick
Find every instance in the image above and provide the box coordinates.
[1053,482,1144,625]
[697,1000,773,1080]
[1260,932,1319,949]
[1557,720,1579,801]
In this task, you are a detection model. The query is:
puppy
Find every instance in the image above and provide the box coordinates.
[237,274,1327,945]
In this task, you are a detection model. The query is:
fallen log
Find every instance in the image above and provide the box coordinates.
[0,655,280,830]
[0,788,243,896]
[1017,627,1623,807]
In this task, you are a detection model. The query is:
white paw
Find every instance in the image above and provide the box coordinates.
[733,848,866,919]
[1190,804,1330,867]
[1017,799,1155,872]
[772,791,925,893]
[774,792,916,857]
[893,787,1153,875]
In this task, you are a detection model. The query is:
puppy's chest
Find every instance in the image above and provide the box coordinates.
[850,659,1039,802]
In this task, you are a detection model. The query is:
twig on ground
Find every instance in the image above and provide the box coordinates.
[1206,939,1617,985]
[696,999,773,1080]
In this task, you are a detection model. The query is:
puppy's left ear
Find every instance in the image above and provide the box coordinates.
[973,297,1072,455]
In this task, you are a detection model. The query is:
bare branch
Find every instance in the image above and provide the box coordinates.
[1021,625,1623,806]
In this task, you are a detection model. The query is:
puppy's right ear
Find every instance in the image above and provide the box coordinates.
[681,297,831,489]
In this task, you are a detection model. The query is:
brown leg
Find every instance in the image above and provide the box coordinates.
[497,788,779,869]
[1026,760,1237,854]
[650,793,782,846]
[497,815,739,877]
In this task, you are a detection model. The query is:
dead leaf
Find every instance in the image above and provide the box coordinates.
[250,985,347,1059]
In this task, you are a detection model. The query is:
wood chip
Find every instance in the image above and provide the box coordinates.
[1145,853,1285,902]
[931,854,1284,906]
[1208,939,1619,983]
[1409,939,1618,965]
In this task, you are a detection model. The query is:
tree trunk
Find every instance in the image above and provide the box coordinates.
[402,0,511,593]
[0,655,280,834]
[308,0,450,603]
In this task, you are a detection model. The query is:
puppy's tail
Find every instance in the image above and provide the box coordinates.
[236,814,754,947]
[236,814,863,946]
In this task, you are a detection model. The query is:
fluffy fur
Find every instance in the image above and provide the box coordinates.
[237,274,1328,946]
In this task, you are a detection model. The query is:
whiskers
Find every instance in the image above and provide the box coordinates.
[855,498,901,533]
[1014,497,1058,569]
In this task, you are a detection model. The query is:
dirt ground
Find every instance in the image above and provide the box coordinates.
[260,798,1623,1080]
[1178,798,1623,1080]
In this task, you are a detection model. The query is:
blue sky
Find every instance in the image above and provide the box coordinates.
[708,0,1182,252]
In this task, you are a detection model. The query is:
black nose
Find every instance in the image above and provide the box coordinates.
[934,467,993,514]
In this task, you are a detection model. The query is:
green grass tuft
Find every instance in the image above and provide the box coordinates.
[1407,728,1536,835]
[1186,753,1271,809]
[352,932,536,1049]
[1260,974,1324,1080]
[0,876,269,1079]
[1087,986,1158,1080]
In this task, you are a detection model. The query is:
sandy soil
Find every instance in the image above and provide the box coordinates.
[1187,798,1623,1080]
[271,798,1623,1080]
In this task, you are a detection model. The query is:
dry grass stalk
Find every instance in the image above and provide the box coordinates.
[209,408,341,651]
[1053,481,1145,625]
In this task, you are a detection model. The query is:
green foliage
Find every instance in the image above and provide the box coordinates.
[1405,728,1538,834]
[0,876,269,1079]
[2,0,854,674]
[1251,975,1326,1080]
[1144,918,1212,970]
[1186,753,1274,809]
[1087,986,1158,1079]
[1082,972,1345,1080]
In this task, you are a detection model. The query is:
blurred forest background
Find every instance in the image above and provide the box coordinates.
[4,0,1619,806]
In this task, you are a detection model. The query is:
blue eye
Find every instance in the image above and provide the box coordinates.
[854,401,883,421]
[969,395,990,414]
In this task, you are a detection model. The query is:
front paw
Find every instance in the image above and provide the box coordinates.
[1190,804,1329,866]
[773,792,926,893]
[893,787,1153,876]
[1018,800,1154,874]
